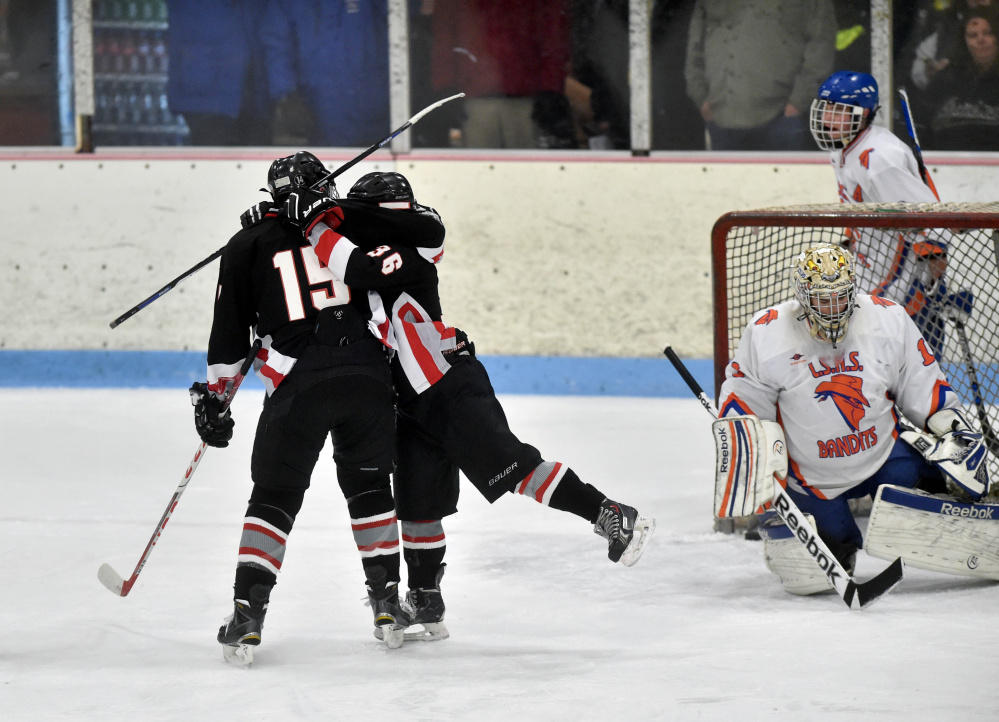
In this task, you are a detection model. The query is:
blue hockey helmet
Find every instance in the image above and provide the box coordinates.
[809,71,879,150]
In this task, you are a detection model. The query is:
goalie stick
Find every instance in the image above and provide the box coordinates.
[663,346,905,610]
[98,340,262,597]
[109,93,466,329]
[898,89,999,458]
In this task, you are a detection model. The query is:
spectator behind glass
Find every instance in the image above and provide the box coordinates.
[919,7,999,150]
[260,1,392,148]
[906,0,993,91]
[0,0,59,145]
[429,0,573,149]
[684,0,836,151]
[166,0,271,145]
[577,0,704,151]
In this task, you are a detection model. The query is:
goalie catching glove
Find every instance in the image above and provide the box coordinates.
[901,408,991,500]
[190,382,234,448]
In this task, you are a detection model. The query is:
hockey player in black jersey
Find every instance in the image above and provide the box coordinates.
[195,152,409,666]
[275,168,656,642]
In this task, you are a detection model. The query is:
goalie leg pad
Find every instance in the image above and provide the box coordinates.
[865,484,999,579]
[759,514,835,596]
[713,415,786,519]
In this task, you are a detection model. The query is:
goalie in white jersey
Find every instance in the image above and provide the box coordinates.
[718,246,992,594]
[810,70,950,354]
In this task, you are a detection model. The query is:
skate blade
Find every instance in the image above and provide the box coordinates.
[373,622,449,644]
[620,516,656,567]
[222,643,254,668]
[372,624,406,649]
[403,622,450,642]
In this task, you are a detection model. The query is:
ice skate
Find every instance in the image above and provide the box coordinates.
[400,564,449,642]
[594,499,656,566]
[367,582,410,649]
[218,595,267,669]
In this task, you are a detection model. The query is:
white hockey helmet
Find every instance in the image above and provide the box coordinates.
[809,71,879,150]
[791,245,857,346]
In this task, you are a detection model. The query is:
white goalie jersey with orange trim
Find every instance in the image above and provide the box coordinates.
[718,296,960,500]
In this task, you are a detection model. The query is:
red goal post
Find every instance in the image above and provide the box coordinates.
[711,201,999,488]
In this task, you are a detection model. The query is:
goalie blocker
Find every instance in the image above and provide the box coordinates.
[712,414,787,519]
[866,485,999,579]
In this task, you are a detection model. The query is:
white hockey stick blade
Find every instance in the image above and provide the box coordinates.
[845,557,906,610]
[222,643,254,669]
[97,563,128,596]
[620,516,656,567]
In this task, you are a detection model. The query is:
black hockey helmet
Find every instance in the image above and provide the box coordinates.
[265,151,335,201]
[347,172,415,205]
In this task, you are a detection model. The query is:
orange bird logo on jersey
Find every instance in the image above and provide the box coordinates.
[755,309,779,326]
[814,374,869,432]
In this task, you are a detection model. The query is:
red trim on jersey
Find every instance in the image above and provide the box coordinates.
[314,228,344,264]
[259,363,286,390]
[398,301,445,386]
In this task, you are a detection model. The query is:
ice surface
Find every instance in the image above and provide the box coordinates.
[1,390,995,720]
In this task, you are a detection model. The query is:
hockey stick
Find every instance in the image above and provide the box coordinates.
[951,316,999,457]
[109,93,466,329]
[663,346,905,610]
[897,88,940,200]
[109,249,224,329]
[98,340,262,597]
[309,92,465,189]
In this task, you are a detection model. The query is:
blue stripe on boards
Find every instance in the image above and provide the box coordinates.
[0,350,228,389]
[0,350,713,397]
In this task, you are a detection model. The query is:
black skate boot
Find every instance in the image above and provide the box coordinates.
[402,563,449,642]
[218,583,269,668]
[594,499,655,566]
[368,582,410,649]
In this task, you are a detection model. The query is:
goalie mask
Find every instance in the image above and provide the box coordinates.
[347,172,415,208]
[809,71,879,151]
[266,151,335,201]
[792,245,857,346]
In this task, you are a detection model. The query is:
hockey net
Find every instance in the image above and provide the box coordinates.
[712,201,999,499]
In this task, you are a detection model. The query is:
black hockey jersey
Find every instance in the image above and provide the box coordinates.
[207,215,371,395]
[308,199,456,402]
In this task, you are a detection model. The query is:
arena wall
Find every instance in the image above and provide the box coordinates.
[2,150,997,389]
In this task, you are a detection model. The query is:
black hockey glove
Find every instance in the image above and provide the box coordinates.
[442,327,475,361]
[240,201,279,229]
[281,188,344,235]
[189,382,234,448]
